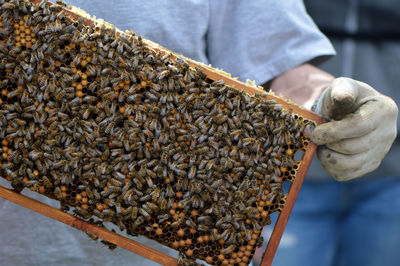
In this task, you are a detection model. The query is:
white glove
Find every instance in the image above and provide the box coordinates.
[310,77,398,181]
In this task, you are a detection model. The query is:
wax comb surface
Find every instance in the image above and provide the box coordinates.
[0,0,316,265]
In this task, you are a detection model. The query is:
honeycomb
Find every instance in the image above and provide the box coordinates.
[0,0,313,265]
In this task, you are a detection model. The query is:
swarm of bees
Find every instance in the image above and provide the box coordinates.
[0,0,313,265]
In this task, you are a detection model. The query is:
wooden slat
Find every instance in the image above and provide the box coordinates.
[0,185,178,266]
[260,142,318,266]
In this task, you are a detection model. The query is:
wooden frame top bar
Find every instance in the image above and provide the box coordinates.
[29,0,323,124]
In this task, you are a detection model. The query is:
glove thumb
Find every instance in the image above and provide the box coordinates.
[319,77,359,120]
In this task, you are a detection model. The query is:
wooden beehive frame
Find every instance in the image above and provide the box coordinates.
[0,1,324,265]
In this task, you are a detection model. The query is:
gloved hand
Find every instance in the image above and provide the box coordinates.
[310,77,398,181]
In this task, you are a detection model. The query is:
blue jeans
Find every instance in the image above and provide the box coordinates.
[255,176,400,266]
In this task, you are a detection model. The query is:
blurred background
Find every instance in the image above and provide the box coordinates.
[253,0,400,266]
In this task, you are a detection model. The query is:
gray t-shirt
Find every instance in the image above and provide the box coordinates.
[0,1,335,265]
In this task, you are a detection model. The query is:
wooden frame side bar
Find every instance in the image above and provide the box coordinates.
[0,185,178,266]
[260,142,318,266]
